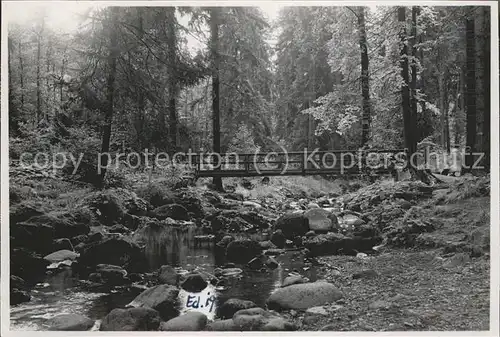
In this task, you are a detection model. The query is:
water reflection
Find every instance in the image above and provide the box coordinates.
[12,224,317,330]
[134,225,217,269]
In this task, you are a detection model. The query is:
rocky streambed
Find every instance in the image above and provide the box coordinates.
[11,177,487,331]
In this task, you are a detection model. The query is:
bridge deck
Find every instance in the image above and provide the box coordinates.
[196,168,393,178]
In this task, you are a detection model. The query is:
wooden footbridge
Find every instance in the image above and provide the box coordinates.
[185,149,407,178]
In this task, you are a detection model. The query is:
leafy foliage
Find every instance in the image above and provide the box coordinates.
[7,5,490,175]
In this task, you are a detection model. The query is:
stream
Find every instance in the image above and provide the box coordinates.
[10,225,317,330]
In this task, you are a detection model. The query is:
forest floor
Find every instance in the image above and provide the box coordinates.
[284,192,491,331]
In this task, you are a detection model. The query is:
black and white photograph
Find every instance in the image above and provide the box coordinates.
[1,0,498,334]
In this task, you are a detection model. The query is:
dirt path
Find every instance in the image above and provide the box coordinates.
[289,250,489,331]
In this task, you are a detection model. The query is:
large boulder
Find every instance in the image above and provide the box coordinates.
[340,214,365,229]
[52,238,74,251]
[201,190,223,205]
[222,193,244,201]
[150,204,189,221]
[232,307,296,331]
[11,248,49,281]
[352,224,379,238]
[225,239,262,264]
[47,314,95,331]
[96,264,129,286]
[10,275,26,290]
[122,214,143,231]
[216,235,234,249]
[9,202,44,224]
[265,256,279,269]
[304,233,381,256]
[108,224,131,234]
[213,267,243,278]
[170,189,205,218]
[274,212,309,239]
[218,299,258,319]
[216,210,270,230]
[53,208,93,236]
[385,219,435,248]
[87,232,104,243]
[71,234,89,246]
[267,281,343,311]
[11,210,92,252]
[264,248,285,256]
[122,192,150,216]
[352,269,378,280]
[228,217,254,232]
[259,240,276,250]
[210,215,231,232]
[77,237,147,273]
[304,209,338,233]
[235,211,270,230]
[206,212,257,233]
[281,274,308,288]
[11,222,55,253]
[127,284,179,320]
[11,289,31,305]
[270,230,286,248]
[82,191,126,226]
[243,201,262,209]
[247,255,265,270]
[207,319,237,331]
[44,250,79,263]
[180,272,208,292]
[159,312,208,331]
[158,265,179,285]
[100,307,161,331]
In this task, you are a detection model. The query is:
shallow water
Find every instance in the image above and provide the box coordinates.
[11,225,316,330]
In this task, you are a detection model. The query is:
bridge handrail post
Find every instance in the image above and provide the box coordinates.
[302,150,306,175]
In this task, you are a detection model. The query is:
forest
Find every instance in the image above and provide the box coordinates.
[8,6,491,179]
[6,4,493,333]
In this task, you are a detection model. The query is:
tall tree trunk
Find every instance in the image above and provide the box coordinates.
[465,15,476,170]
[482,7,490,170]
[18,41,24,111]
[99,7,119,187]
[307,55,316,150]
[444,81,450,152]
[8,39,12,101]
[410,7,418,145]
[457,67,466,146]
[358,6,371,146]
[8,38,19,135]
[418,32,427,141]
[60,56,66,107]
[45,36,52,122]
[166,7,178,155]
[398,7,415,157]
[307,101,313,149]
[36,33,42,125]
[135,8,146,151]
[210,8,223,191]
[438,72,448,150]
[52,63,56,111]
[154,10,168,151]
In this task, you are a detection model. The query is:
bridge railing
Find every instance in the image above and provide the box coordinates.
[183,149,408,178]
